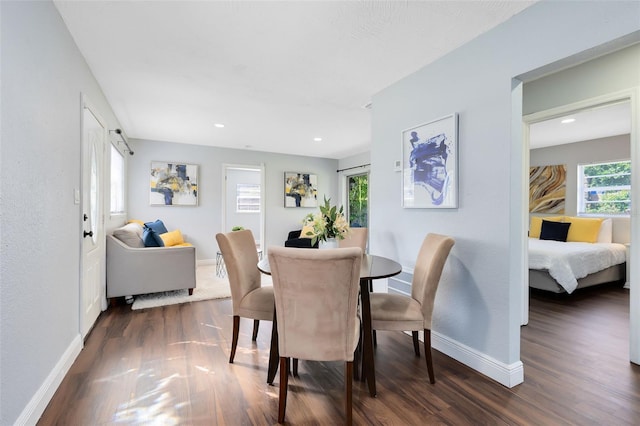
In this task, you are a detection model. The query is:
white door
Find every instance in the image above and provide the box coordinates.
[81,101,105,338]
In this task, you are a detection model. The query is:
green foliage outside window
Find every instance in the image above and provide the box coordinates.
[348,174,368,227]
[581,161,631,214]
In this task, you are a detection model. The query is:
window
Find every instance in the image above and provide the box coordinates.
[237,183,260,213]
[347,173,368,227]
[578,160,630,215]
[110,144,125,214]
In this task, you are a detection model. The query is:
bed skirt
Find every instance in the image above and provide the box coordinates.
[529,263,626,294]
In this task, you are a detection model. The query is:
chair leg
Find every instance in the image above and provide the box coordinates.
[293,358,299,377]
[424,329,435,384]
[412,331,420,357]
[345,361,353,426]
[373,330,377,347]
[278,357,289,423]
[252,319,259,341]
[229,315,240,363]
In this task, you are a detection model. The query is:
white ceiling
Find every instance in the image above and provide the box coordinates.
[54,0,536,159]
[529,101,632,150]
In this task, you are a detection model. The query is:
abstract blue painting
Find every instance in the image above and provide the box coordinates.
[402,114,458,208]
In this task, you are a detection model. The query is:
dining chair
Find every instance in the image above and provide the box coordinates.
[268,246,362,425]
[216,229,274,363]
[370,233,454,384]
[339,227,368,253]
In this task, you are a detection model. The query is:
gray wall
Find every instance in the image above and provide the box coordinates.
[530,135,631,216]
[127,139,338,260]
[370,0,639,377]
[0,1,124,423]
[523,43,640,116]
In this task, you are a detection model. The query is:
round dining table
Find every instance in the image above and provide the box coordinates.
[258,253,401,397]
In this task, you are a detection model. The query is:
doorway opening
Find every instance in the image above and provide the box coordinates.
[523,94,637,364]
[222,164,265,250]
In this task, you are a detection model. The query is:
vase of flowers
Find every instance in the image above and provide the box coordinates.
[302,196,350,248]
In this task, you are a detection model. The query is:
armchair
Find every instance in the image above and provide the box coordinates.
[284,229,319,248]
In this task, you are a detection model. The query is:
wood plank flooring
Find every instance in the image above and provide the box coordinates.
[38,283,640,425]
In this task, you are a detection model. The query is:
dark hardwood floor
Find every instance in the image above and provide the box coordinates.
[39,283,640,425]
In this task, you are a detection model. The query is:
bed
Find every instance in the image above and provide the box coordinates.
[528,216,629,294]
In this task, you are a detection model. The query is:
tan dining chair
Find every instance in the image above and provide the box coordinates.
[268,246,362,425]
[216,229,274,364]
[339,227,368,253]
[370,233,454,384]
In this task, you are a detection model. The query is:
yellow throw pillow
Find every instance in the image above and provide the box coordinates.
[160,229,185,247]
[564,217,603,243]
[300,223,315,239]
[127,219,144,226]
[529,216,565,238]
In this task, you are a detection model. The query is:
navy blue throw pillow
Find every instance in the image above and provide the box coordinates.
[539,220,571,242]
[142,227,165,247]
[144,219,168,234]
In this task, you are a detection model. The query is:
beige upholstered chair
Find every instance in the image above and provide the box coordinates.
[370,233,454,384]
[339,227,368,253]
[268,246,362,425]
[216,230,274,364]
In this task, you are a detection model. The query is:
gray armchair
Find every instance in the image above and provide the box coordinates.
[106,234,196,301]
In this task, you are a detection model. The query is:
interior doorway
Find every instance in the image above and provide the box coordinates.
[222,164,265,249]
[523,93,638,364]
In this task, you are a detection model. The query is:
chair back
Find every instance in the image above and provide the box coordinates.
[339,227,368,252]
[216,230,261,315]
[410,233,455,329]
[268,246,362,361]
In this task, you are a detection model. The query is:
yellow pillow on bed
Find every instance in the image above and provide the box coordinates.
[564,217,603,243]
[529,216,565,238]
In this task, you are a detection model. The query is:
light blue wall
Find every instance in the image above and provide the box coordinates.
[0,1,124,423]
[127,139,338,260]
[370,0,640,381]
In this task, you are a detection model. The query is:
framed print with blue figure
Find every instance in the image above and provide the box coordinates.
[401,113,458,208]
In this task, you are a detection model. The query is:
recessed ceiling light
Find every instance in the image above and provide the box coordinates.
[214,123,225,128]
[560,118,575,124]
[313,137,322,142]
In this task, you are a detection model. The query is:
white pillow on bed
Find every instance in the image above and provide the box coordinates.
[597,218,613,243]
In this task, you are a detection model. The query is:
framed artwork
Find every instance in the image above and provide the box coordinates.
[529,164,566,213]
[401,113,458,208]
[150,161,198,206]
[284,172,318,208]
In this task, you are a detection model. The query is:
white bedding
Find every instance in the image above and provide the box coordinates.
[528,238,626,293]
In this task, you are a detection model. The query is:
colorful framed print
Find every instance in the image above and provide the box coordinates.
[284,172,318,208]
[401,113,458,208]
[150,161,198,206]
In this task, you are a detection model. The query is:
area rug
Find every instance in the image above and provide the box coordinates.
[131,264,272,310]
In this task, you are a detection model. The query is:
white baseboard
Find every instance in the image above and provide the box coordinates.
[431,331,524,388]
[16,334,83,425]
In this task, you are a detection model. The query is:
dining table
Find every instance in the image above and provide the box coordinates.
[258,252,402,397]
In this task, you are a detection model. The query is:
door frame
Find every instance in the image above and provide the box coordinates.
[221,163,266,248]
[79,94,107,338]
[521,88,639,364]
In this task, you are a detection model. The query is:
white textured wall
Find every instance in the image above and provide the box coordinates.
[127,139,338,260]
[0,1,123,423]
[530,135,630,216]
[370,0,640,375]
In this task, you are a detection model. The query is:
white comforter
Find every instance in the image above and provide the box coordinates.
[528,238,626,293]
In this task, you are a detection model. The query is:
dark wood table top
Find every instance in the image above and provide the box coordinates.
[258,253,401,280]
